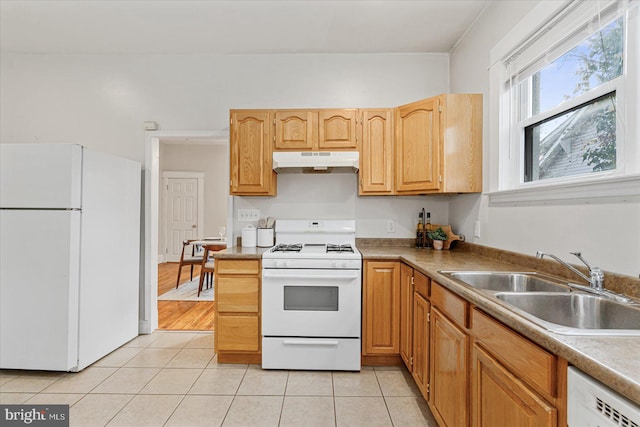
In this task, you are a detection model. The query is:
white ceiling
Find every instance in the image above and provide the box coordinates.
[0,0,490,55]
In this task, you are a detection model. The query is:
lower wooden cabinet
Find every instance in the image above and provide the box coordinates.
[412,291,430,400]
[471,344,557,427]
[214,259,261,363]
[362,261,401,359]
[217,316,259,352]
[430,305,470,427]
[399,264,414,368]
[471,308,563,427]
[362,263,567,426]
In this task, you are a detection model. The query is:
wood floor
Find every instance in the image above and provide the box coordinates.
[158,262,215,331]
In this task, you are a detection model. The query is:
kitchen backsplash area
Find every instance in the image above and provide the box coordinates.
[232,172,451,241]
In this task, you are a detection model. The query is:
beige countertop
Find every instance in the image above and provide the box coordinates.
[211,241,640,405]
[211,245,271,259]
[359,245,640,406]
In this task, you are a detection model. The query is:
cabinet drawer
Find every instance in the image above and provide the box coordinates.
[217,277,259,312]
[217,315,260,352]
[472,308,557,398]
[431,281,467,328]
[216,259,260,275]
[414,271,429,298]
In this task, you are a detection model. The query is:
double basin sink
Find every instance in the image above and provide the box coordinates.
[439,271,640,336]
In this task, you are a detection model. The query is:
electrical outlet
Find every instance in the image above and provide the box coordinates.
[474,220,481,238]
[238,209,260,222]
[387,220,396,233]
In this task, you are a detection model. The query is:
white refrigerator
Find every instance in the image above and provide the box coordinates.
[0,143,141,371]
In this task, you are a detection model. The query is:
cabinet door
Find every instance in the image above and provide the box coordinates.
[216,276,259,313]
[413,292,430,401]
[430,306,469,427]
[230,110,275,195]
[217,315,260,352]
[274,110,316,150]
[360,109,394,195]
[399,264,414,368]
[318,109,358,150]
[363,261,400,355]
[395,98,441,193]
[471,344,557,427]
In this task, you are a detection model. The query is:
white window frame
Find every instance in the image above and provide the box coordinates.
[487,0,640,204]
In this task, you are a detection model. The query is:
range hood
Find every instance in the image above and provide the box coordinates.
[273,151,359,174]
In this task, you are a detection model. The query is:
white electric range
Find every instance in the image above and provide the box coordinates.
[261,219,362,371]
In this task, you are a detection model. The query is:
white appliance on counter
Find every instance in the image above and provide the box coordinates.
[568,366,640,426]
[261,219,362,371]
[0,143,141,371]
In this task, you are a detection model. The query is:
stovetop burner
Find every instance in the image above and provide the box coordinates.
[326,244,354,253]
[271,243,303,253]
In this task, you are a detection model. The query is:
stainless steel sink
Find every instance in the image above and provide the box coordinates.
[495,292,640,336]
[440,271,570,293]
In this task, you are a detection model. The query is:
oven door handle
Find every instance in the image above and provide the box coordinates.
[262,273,359,280]
[282,340,339,346]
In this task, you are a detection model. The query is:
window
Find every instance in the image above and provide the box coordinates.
[524,91,617,182]
[489,0,639,201]
[519,17,623,183]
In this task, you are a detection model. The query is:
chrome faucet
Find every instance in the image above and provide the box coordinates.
[536,251,605,291]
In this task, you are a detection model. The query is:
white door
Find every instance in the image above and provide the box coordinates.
[166,177,199,262]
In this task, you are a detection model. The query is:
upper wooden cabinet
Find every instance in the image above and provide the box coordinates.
[359,109,394,195]
[274,110,316,150]
[395,97,441,193]
[318,109,358,150]
[230,94,481,196]
[273,109,358,151]
[438,94,483,193]
[229,110,276,196]
[395,94,482,194]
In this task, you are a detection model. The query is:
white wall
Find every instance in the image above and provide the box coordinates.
[159,143,228,254]
[233,173,450,240]
[1,52,451,243]
[449,1,640,278]
[1,53,448,162]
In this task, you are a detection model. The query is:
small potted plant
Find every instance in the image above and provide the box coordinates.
[428,227,448,250]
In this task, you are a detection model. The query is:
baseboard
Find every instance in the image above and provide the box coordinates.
[138,320,152,334]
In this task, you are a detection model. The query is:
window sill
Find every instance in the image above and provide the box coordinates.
[487,174,640,205]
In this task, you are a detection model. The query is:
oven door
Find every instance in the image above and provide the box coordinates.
[262,268,361,338]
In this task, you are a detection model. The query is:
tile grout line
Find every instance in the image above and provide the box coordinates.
[276,371,290,426]
[374,368,397,426]
[332,371,338,427]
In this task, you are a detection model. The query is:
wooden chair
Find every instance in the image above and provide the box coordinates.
[175,239,204,289]
[198,244,225,297]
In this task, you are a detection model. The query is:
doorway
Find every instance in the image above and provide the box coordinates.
[143,130,231,334]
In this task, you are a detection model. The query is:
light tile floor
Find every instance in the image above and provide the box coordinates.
[0,331,439,426]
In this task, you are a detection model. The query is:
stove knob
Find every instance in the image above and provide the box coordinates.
[339,261,347,268]
[278,260,287,268]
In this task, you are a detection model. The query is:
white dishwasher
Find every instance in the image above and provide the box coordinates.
[568,366,640,427]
